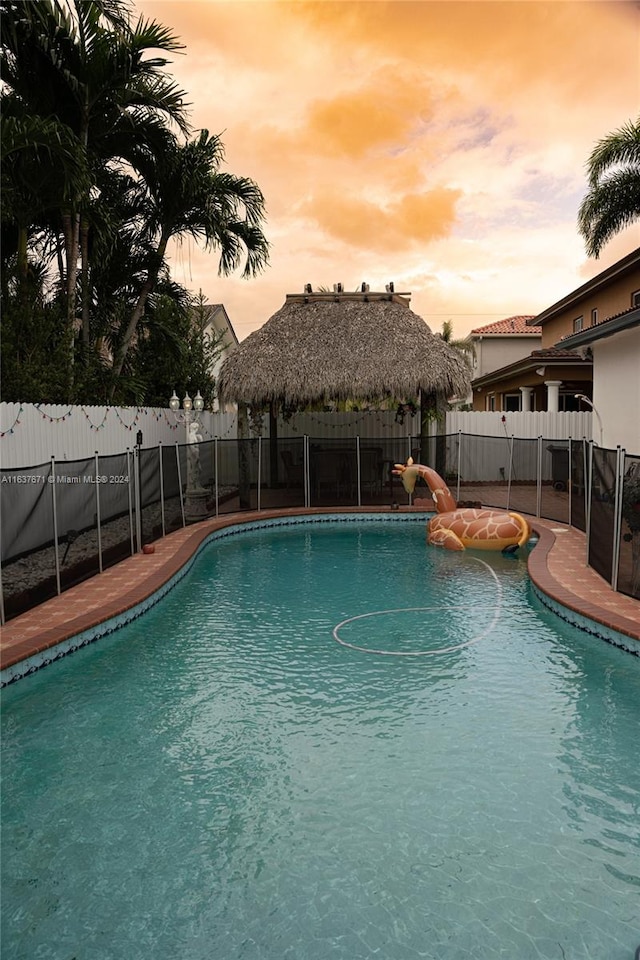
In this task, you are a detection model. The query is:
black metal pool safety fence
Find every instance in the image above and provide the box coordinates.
[1,433,638,621]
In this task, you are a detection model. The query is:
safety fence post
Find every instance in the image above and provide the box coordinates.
[304,435,310,508]
[133,444,143,551]
[214,437,219,516]
[585,441,593,565]
[126,449,135,555]
[51,456,61,594]
[611,447,624,591]
[506,435,514,511]
[568,437,573,527]
[94,451,103,573]
[536,436,542,518]
[158,442,166,538]
[175,442,185,528]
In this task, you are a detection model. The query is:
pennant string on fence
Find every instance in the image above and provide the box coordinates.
[114,408,143,430]
[35,404,74,423]
[286,411,390,432]
[80,406,109,431]
[0,404,24,438]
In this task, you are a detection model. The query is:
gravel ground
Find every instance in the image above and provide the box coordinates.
[1,489,236,600]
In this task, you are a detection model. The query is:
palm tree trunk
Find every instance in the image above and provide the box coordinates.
[16,224,28,304]
[80,217,90,349]
[61,209,80,398]
[108,234,169,399]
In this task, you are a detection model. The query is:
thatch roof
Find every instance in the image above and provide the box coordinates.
[217,291,471,407]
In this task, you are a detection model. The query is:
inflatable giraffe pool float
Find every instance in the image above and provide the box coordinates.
[392,458,531,552]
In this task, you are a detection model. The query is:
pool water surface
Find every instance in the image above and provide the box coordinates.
[2,519,639,959]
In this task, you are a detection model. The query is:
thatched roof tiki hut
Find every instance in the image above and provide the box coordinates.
[217,286,471,504]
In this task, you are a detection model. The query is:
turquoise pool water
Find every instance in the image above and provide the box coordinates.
[2,519,639,959]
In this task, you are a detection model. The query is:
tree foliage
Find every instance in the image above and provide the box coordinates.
[578,117,640,258]
[0,0,269,404]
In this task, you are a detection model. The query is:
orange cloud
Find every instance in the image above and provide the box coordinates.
[300,186,461,251]
[305,65,436,158]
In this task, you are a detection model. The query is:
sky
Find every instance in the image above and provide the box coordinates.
[136,0,640,343]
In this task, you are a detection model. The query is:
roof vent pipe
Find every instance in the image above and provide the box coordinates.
[333,282,343,293]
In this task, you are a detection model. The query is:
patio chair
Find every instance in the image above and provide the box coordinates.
[360,447,384,494]
[281,450,303,488]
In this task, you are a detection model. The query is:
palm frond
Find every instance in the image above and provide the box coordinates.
[578,167,640,257]
[586,117,640,187]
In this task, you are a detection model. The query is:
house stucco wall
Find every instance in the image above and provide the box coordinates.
[541,269,640,347]
[592,326,640,453]
[473,335,542,378]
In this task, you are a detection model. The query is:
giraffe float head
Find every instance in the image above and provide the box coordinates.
[392,458,457,513]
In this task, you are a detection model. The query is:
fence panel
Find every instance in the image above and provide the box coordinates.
[569,440,588,532]
[139,447,163,544]
[54,458,102,587]
[1,461,57,619]
[587,447,619,586]
[617,455,640,600]
[276,438,306,507]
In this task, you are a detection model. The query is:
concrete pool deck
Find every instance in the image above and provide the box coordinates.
[1,507,638,678]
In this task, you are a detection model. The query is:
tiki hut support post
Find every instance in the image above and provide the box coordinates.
[237,403,251,508]
[269,402,279,487]
[420,390,447,478]
[419,389,433,465]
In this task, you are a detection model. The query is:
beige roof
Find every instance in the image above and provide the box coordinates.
[218,292,471,407]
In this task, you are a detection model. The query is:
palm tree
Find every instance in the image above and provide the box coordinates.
[578,117,640,258]
[439,319,475,370]
[108,128,269,397]
[2,2,270,403]
[1,0,190,390]
[0,113,90,295]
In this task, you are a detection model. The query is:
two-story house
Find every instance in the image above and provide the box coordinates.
[471,248,640,413]
[466,316,541,408]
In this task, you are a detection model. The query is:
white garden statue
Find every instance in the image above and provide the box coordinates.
[187,420,204,491]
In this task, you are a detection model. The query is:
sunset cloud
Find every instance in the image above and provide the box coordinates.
[137,0,640,341]
[300,186,461,251]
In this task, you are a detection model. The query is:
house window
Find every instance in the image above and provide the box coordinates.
[573,315,584,332]
[560,393,581,412]
[486,394,496,411]
[590,308,598,326]
[632,290,640,308]
[503,393,520,412]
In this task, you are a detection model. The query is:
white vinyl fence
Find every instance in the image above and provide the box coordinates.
[0,403,593,469]
[0,402,234,468]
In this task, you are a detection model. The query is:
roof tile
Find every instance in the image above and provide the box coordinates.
[470,315,540,335]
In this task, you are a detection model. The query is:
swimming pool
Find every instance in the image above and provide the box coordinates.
[2,518,639,959]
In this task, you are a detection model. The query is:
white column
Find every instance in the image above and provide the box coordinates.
[519,386,533,412]
[544,380,562,413]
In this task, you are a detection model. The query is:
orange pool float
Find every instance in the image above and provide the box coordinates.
[392,458,530,552]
